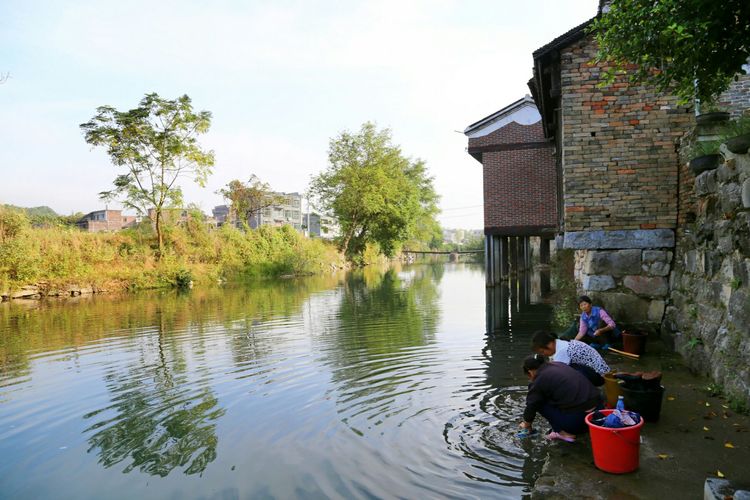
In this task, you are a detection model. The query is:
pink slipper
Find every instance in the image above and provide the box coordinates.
[546,431,576,443]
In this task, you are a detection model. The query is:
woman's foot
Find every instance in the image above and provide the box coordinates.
[545,431,576,443]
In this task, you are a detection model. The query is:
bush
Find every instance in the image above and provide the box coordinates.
[0,222,342,292]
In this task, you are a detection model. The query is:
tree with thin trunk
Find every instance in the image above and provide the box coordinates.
[81,93,214,258]
[218,175,285,228]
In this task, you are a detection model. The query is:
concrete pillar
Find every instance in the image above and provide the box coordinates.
[509,237,518,275]
[500,236,509,280]
[540,238,551,265]
[485,236,492,285]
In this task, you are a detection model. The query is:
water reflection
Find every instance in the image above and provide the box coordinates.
[0,263,557,498]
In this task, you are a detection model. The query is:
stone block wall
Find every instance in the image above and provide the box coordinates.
[665,144,750,407]
[568,230,674,332]
[559,37,694,232]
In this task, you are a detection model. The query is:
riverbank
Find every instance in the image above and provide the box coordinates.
[530,341,750,499]
[0,222,347,300]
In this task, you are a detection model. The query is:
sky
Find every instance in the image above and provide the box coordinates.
[0,0,597,230]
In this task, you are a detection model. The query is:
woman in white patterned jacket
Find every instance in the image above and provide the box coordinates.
[531,330,611,386]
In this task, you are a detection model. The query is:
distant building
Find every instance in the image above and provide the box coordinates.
[77,210,137,232]
[212,205,231,226]
[303,212,341,239]
[254,192,303,231]
[147,208,190,225]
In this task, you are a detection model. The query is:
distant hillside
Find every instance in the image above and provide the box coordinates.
[2,204,58,217]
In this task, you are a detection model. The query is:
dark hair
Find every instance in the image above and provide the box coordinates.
[578,295,593,305]
[522,354,546,374]
[531,330,557,350]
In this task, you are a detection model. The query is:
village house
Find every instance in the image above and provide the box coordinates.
[464,95,557,284]
[77,210,137,232]
[303,212,340,240]
[528,1,750,402]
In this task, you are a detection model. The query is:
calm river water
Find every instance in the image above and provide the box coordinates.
[0,263,554,499]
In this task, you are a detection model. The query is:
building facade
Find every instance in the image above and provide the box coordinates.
[303,212,340,239]
[464,96,557,283]
[77,210,137,232]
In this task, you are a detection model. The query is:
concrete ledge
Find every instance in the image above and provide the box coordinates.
[564,229,675,249]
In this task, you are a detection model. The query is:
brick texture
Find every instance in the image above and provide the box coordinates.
[469,121,557,233]
[560,37,694,232]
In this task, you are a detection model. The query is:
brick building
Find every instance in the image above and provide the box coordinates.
[77,210,137,232]
[529,8,696,330]
[464,96,557,284]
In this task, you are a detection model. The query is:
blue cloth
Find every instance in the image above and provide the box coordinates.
[581,306,603,337]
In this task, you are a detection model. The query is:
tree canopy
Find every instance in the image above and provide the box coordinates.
[218,175,285,228]
[80,93,214,257]
[309,122,439,260]
[591,0,750,104]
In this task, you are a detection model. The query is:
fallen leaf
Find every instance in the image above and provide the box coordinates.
[667,396,675,401]
[657,454,669,460]
[724,442,735,448]
[717,470,725,478]
[706,402,711,407]
[722,405,729,409]
[704,426,710,431]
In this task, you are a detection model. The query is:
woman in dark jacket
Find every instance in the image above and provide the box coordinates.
[518,354,602,442]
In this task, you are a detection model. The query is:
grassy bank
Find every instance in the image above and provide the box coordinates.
[0,217,345,294]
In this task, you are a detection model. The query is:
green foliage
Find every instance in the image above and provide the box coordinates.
[590,0,750,104]
[0,206,29,244]
[80,93,215,257]
[0,223,342,292]
[549,249,579,331]
[218,175,285,227]
[684,139,722,160]
[731,277,742,290]
[310,122,439,260]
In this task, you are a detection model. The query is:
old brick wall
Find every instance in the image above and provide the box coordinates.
[482,147,557,232]
[560,37,694,232]
[470,122,557,233]
[718,74,750,118]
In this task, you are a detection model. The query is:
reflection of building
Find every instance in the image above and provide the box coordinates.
[255,192,303,231]
[77,210,137,232]
[303,212,340,239]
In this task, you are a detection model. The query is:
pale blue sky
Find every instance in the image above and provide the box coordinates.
[0,0,597,229]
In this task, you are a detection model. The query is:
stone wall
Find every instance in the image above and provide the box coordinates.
[665,140,750,407]
[558,35,692,330]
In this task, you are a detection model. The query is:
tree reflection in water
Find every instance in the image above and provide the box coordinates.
[83,318,225,476]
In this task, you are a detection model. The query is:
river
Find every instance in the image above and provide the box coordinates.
[0,262,554,499]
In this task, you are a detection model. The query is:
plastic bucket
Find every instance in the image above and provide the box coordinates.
[620,385,665,422]
[622,331,647,355]
[603,372,622,408]
[586,409,644,474]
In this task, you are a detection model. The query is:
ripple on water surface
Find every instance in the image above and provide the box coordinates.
[0,264,553,499]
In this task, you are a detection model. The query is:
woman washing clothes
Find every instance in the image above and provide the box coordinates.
[531,330,610,386]
[575,295,620,349]
[518,354,602,442]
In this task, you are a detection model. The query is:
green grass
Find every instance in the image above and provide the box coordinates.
[0,211,344,293]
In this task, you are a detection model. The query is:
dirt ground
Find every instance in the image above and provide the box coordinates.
[530,341,750,499]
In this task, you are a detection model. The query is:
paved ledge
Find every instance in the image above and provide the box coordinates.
[563,229,675,249]
[529,343,750,499]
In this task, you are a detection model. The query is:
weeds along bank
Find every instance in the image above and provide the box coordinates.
[0,221,345,297]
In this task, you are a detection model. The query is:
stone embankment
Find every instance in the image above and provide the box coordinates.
[665,135,750,409]
[1,283,109,301]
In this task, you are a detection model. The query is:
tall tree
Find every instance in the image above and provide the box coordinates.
[218,175,285,227]
[80,93,214,257]
[591,0,750,104]
[310,122,439,260]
